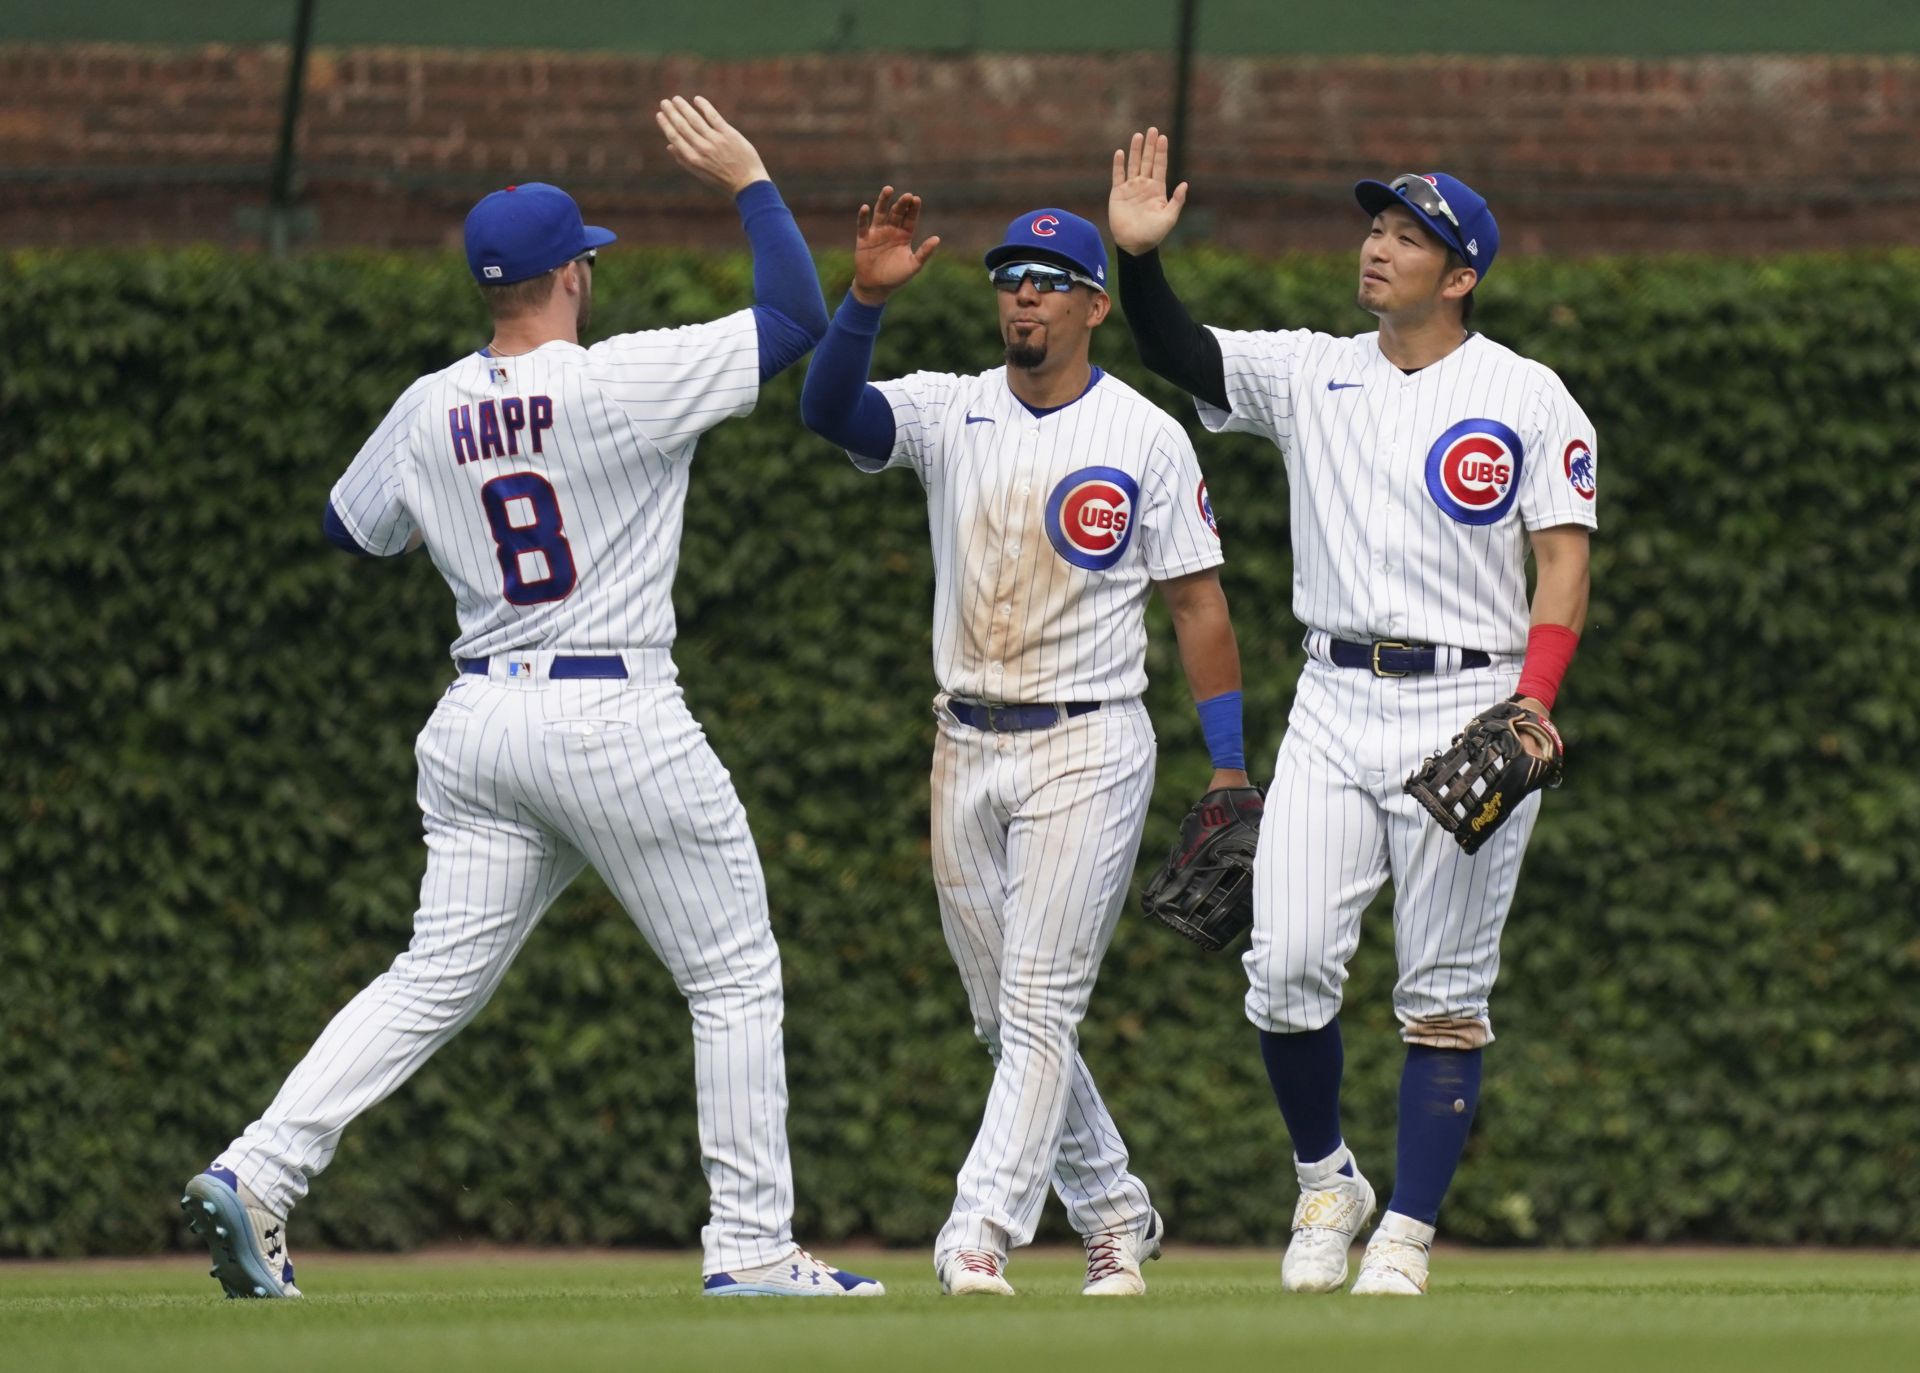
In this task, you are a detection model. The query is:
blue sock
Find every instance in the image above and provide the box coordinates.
[1257,1023,1347,1168]
[1387,1045,1484,1225]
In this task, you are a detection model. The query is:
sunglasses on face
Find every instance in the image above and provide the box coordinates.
[988,261,1100,294]
[567,249,596,271]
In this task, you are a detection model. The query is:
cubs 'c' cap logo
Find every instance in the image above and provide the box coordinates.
[1424,418,1525,526]
[1031,214,1060,236]
[1045,465,1140,571]
[1564,438,1596,500]
[1197,479,1219,537]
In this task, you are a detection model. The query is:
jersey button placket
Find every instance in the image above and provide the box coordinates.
[989,429,1038,687]
[1376,434,1401,632]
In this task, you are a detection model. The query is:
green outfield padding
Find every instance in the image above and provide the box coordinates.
[9,0,1920,56]
[3,244,1916,1256]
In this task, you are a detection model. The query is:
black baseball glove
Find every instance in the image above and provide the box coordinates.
[1404,699,1564,855]
[1140,786,1264,952]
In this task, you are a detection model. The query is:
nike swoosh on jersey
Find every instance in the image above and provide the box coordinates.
[1326,382,1364,391]
[965,412,994,424]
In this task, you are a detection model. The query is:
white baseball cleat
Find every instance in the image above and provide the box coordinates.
[702,1247,885,1296]
[1351,1211,1434,1295]
[939,1249,1016,1296]
[1280,1146,1376,1293]
[1082,1207,1164,1296]
[180,1162,301,1299]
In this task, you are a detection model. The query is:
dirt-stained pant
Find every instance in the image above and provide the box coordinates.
[928,695,1158,1266]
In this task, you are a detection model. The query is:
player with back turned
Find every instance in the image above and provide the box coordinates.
[1109,130,1596,1294]
[178,97,883,1301]
[800,190,1254,1296]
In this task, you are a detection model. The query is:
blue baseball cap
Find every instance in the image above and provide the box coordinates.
[464,182,617,286]
[1354,172,1499,279]
[983,208,1108,289]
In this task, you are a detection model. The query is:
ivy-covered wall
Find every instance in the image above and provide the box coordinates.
[4,247,1915,1255]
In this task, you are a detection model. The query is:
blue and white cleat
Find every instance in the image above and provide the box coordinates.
[180,1163,301,1299]
[702,1247,885,1297]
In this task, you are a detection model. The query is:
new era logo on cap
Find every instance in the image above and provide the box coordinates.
[463,182,618,286]
[1352,171,1501,280]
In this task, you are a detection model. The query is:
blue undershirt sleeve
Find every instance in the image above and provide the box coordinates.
[799,291,897,464]
[322,499,381,558]
[737,179,828,381]
[1195,689,1247,771]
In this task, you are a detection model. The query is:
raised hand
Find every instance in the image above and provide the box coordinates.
[1109,127,1189,256]
[851,186,941,305]
[655,95,770,195]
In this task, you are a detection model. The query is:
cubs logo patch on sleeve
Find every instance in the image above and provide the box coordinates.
[1197,479,1220,537]
[1563,438,1596,500]
[1045,466,1139,570]
[1424,418,1525,526]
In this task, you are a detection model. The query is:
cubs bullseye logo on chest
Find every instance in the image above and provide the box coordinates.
[1424,418,1525,526]
[1044,466,1140,571]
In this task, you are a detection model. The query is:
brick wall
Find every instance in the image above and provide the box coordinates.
[4,44,1918,257]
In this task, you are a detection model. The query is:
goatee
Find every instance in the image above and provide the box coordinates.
[1005,341,1047,370]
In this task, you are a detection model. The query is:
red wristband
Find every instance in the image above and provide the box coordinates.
[1514,623,1580,712]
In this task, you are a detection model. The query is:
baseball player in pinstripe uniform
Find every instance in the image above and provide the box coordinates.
[800,191,1251,1296]
[1110,131,1595,1294]
[180,98,883,1300]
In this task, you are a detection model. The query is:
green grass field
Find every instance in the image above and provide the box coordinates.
[5,1248,1917,1373]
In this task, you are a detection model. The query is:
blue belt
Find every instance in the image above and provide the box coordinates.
[1328,639,1491,678]
[948,699,1101,732]
[459,655,629,680]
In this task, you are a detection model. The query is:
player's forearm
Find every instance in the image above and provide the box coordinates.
[1529,575,1588,633]
[1169,580,1250,781]
[1115,248,1229,411]
[1528,528,1590,632]
[737,182,828,379]
[1519,527,1590,709]
[1167,576,1245,700]
[799,292,896,460]
[1175,613,1244,703]
[1163,570,1243,694]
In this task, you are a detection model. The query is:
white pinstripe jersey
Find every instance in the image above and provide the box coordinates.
[860,367,1224,703]
[1199,328,1598,655]
[329,310,759,660]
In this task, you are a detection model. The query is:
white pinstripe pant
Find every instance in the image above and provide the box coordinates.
[220,663,795,1273]
[1244,655,1541,1049]
[929,697,1158,1263]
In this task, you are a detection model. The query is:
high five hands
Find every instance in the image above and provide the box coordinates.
[656,95,769,195]
[1109,127,1189,256]
[851,186,942,306]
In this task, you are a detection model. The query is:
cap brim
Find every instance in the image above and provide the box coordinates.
[982,242,1105,287]
[583,225,618,250]
[1353,180,1465,259]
